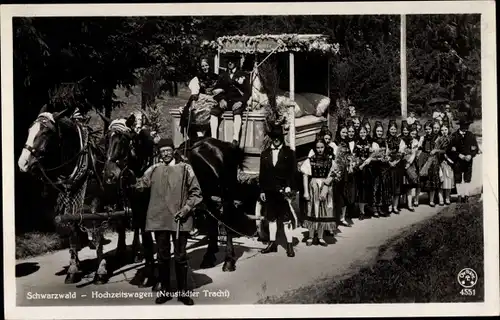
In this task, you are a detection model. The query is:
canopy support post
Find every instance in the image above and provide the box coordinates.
[289,52,296,151]
[214,49,220,75]
[400,14,408,118]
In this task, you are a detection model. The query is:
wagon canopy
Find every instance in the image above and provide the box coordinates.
[202,34,340,55]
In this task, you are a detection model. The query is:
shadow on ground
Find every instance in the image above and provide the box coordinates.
[16,262,40,278]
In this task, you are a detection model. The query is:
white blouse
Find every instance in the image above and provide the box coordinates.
[188,77,201,95]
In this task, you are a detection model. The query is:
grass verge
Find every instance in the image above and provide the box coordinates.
[16,232,66,260]
[260,195,484,303]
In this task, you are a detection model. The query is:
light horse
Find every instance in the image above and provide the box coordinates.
[17,107,129,284]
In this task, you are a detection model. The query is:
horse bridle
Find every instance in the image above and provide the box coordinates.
[24,114,91,195]
[105,128,136,170]
[23,115,58,162]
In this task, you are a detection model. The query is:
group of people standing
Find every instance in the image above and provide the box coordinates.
[298,104,479,246]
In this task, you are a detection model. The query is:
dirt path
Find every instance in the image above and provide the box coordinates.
[15,155,482,306]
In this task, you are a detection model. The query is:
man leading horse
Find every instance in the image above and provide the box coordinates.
[134,138,202,305]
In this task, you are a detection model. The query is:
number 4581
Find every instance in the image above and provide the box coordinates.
[460,289,476,296]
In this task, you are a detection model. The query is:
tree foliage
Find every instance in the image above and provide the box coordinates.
[407,14,481,116]
[14,14,480,121]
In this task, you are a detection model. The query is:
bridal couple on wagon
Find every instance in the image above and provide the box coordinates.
[180,56,250,147]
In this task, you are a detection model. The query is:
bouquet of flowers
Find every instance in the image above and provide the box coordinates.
[329,161,344,183]
[346,153,360,174]
[420,137,447,176]
[369,148,388,163]
[403,146,414,163]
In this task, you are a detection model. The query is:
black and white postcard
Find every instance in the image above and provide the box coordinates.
[2,1,498,319]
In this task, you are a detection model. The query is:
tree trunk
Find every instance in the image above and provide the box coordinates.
[141,71,155,110]
[103,89,113,133]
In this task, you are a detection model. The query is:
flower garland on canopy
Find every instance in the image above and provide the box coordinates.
[201,34,340,55]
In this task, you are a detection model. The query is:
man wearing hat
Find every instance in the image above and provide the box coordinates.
[135,138,203,305]
[447,119,479,203]
[210,57,251,147]
[258,123,298,257]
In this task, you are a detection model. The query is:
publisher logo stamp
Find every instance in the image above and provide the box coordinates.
[457,268,478,288]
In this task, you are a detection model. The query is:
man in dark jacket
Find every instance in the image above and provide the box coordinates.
[210,57,251,147]
[258,124,298,257]
[448,119,479,203]
[135,138,203,305]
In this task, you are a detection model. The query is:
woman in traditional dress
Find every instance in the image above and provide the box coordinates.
[435,123,454,205]
[399,121,412,208]
[332,125,352,225]
[347,122,357,153]
[345,122,358,219]
[370,121,389,217]
[180,58,220,136]
[412,120,423,207]
[301,138,337,246]
[418,120,441,207]
[386,120,406,214]
[362,118,372,143]
[353,126,373,220]
[333,124,349,154]
[403,124,420,211]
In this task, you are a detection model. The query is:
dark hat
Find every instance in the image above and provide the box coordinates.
[268,123,284,139]
[457,118,473,126]
[319,125,332,137]
[157,138,174,149]
[227,56,239,64]
[388,119,398,128]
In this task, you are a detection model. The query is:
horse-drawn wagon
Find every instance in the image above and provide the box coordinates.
[17,34,341,285]
[170,34,340,173]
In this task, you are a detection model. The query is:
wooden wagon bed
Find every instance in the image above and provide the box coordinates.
[170,109,326,173]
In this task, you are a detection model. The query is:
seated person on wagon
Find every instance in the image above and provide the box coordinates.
[180,58,221,141]
[209,57,251,147]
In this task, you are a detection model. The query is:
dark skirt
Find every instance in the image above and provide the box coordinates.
[355,166,373,203]
[371,162,390,207]
[418,152,441,191]
[403,162,420,190]
[336,173,356,207]
[386,162,404,196]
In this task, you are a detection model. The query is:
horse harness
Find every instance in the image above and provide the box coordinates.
[28,114,108,234]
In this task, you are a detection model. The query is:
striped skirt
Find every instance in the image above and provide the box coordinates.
[303,178,337,233]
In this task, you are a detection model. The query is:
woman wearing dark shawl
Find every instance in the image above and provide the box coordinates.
[180,58,220,137]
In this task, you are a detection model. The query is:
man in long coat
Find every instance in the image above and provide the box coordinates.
[210,57,251,146]
[258,124,298,257]
[448,119,479,203]
[135,138,202,305]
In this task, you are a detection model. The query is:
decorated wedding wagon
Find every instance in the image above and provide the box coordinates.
[170,34,340,173]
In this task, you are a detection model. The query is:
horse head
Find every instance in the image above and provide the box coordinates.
[102,112,155,185]
[18,106,74,175]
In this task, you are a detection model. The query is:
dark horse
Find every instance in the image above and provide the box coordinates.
[103,116,257,274]
[100,112,157,287]
[17,107,128,284]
